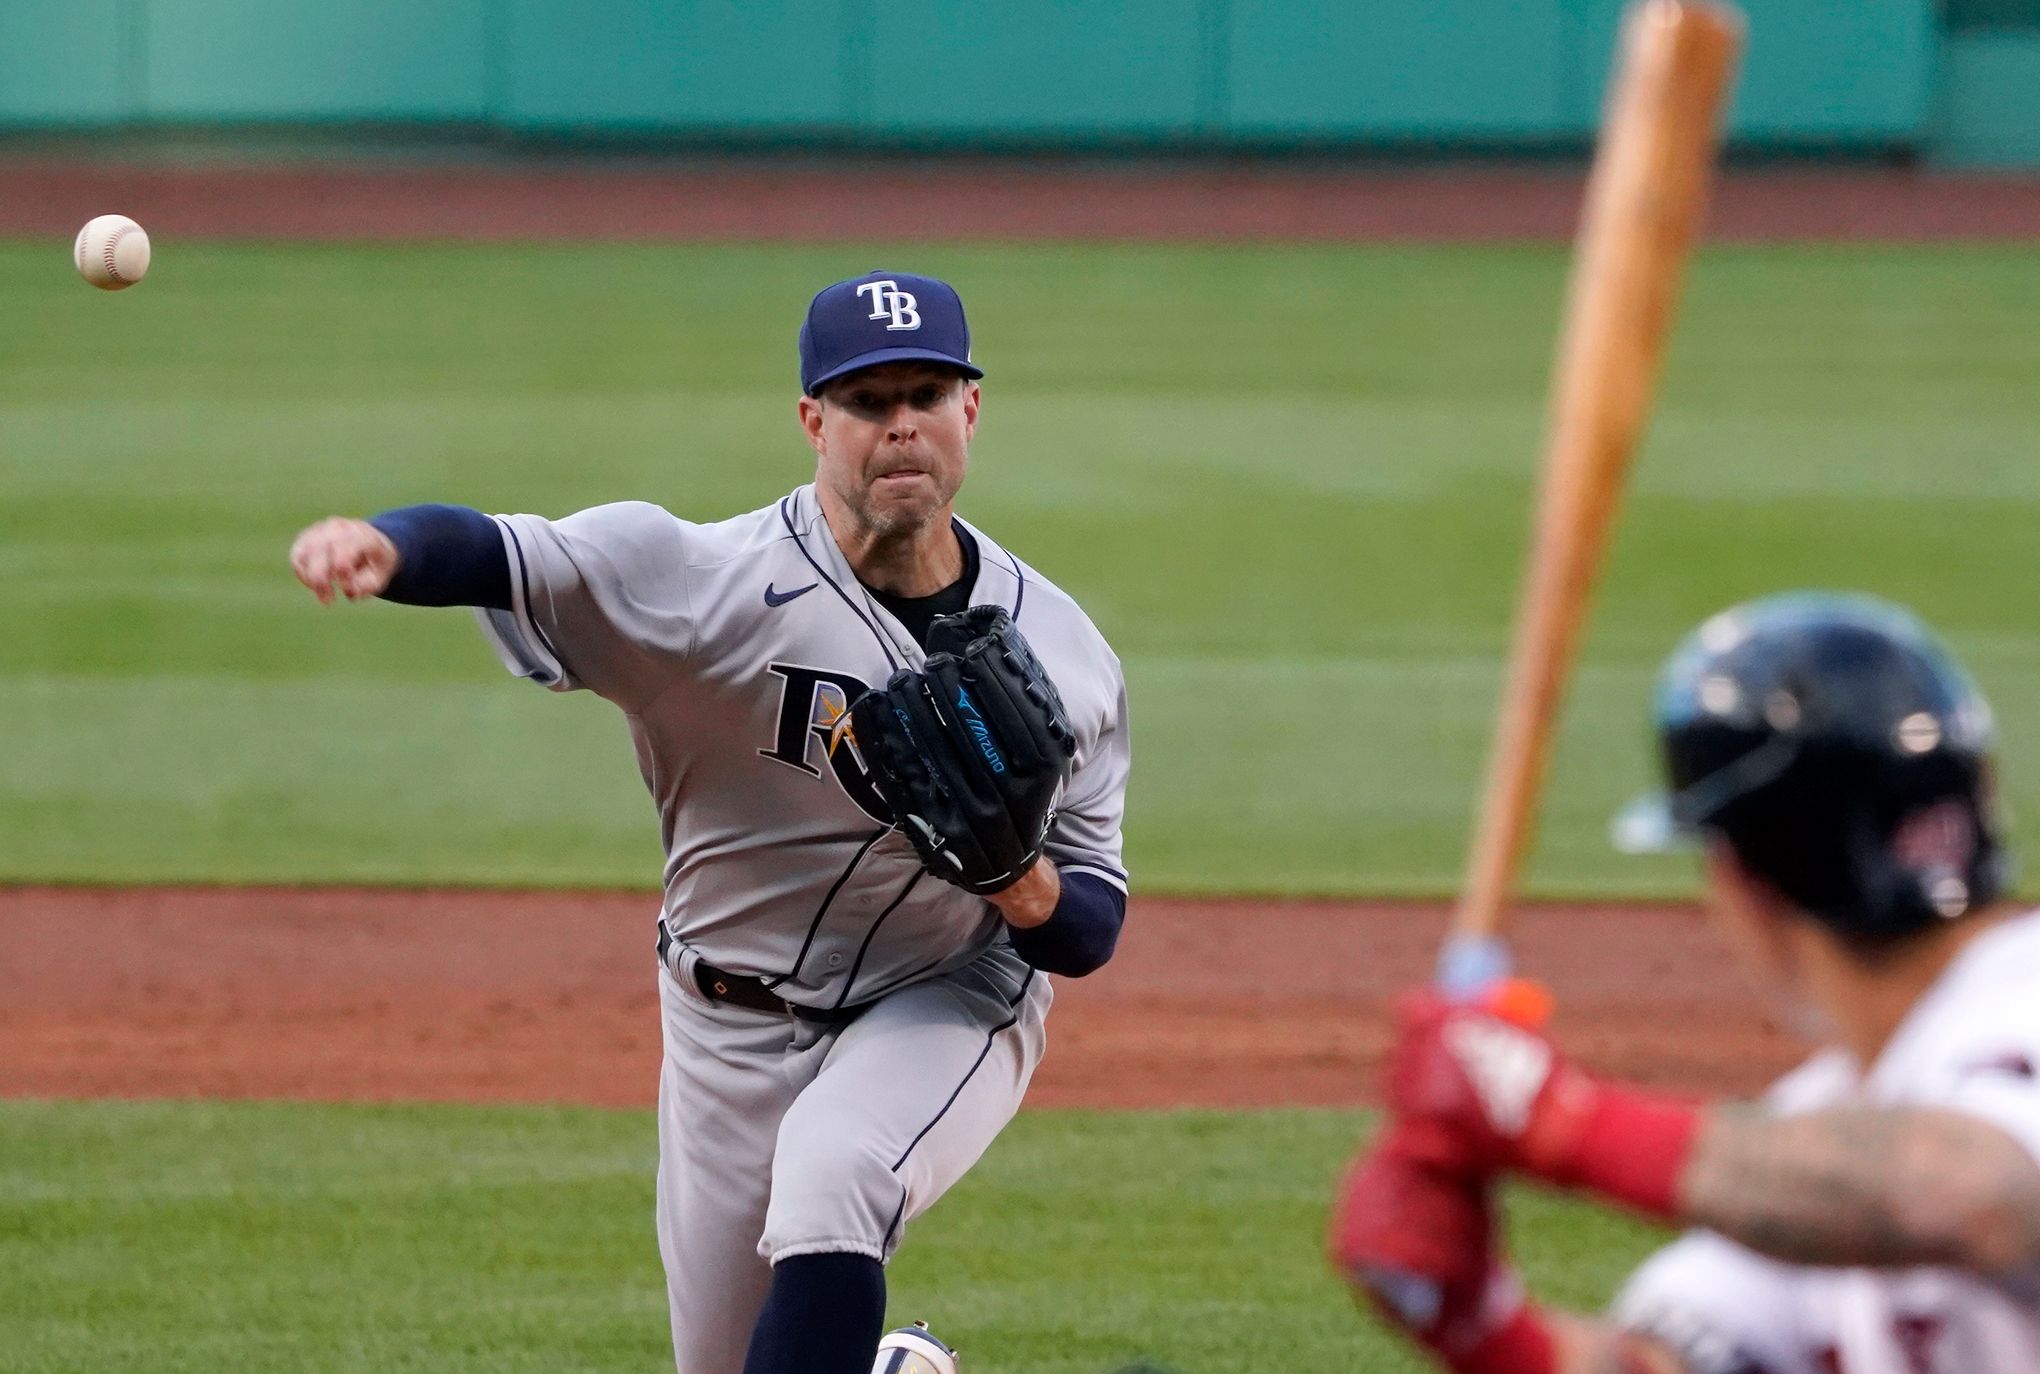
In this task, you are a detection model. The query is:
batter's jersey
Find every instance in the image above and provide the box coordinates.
[1613,908,2040,1374]
[471,484,1130,1010]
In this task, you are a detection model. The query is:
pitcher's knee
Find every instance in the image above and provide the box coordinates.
[759,1139,906,1264]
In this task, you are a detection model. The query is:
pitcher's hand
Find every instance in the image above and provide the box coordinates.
[290,517,400,604]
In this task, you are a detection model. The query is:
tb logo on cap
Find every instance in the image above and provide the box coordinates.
[855,279,921,331]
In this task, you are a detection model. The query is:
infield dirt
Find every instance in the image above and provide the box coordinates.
[0,888,1801,1109]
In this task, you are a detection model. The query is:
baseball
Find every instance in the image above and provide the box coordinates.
[73,214,151,291]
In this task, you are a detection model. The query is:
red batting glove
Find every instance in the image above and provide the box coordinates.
[1384,989,1700,1221]
[1327,1124,1556,1374]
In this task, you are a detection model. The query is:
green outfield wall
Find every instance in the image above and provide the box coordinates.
[0,0,2034,163]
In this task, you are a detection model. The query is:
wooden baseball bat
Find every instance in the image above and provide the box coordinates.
[1438,0,1743,993]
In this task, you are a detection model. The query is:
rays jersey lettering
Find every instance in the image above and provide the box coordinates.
[759,662,890,823]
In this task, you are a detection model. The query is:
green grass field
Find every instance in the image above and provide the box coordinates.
[5,239,2034,1371]
[0,1100,1665,1374]
[5,240,2038,895]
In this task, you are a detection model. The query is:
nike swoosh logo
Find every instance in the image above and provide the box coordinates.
[764,582,818,608]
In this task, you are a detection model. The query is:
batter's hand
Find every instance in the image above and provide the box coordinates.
[290,517,400,604]
[1385,989,1597,1183]
[1328,1125,1552,1374]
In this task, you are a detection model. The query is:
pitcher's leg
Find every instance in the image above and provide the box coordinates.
[739,1251,886,1374]
[654,967,808,1374]
[761,951,1052,1267]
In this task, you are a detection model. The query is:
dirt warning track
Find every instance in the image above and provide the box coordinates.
[3,157,2037,242]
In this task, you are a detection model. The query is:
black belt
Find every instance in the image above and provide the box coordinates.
[659,924,866,1026]
[694,961,866,1025]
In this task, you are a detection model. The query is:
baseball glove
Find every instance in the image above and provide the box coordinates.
[843,606,1077,895]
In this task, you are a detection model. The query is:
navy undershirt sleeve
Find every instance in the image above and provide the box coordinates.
[367,504,513,610]
[1005,869,1125,977]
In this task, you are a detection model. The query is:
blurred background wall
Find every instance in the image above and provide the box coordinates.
[3,0,2037,166]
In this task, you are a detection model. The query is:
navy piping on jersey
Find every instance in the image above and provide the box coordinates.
[778,497,900,673]
[999,540,1026,622]
[880,1190,910,1256]
[887,971,1035,1172]
[831,868,926,1009]
[881,968,1037,1250]
[764,827,888,990]
[499,520,568,676]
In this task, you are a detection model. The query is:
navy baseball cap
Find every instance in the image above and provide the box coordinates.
[799,270,983,396]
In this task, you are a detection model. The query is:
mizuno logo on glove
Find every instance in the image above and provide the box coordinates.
[953,687,1006,775]
[842,607,1075,896]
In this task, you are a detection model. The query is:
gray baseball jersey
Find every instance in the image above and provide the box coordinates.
[474,482,1129,997]
[469,481,1130,1373]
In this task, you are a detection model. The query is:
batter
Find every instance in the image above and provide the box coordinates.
[288,270,1131,1374]
[1331,593,2040,1373]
